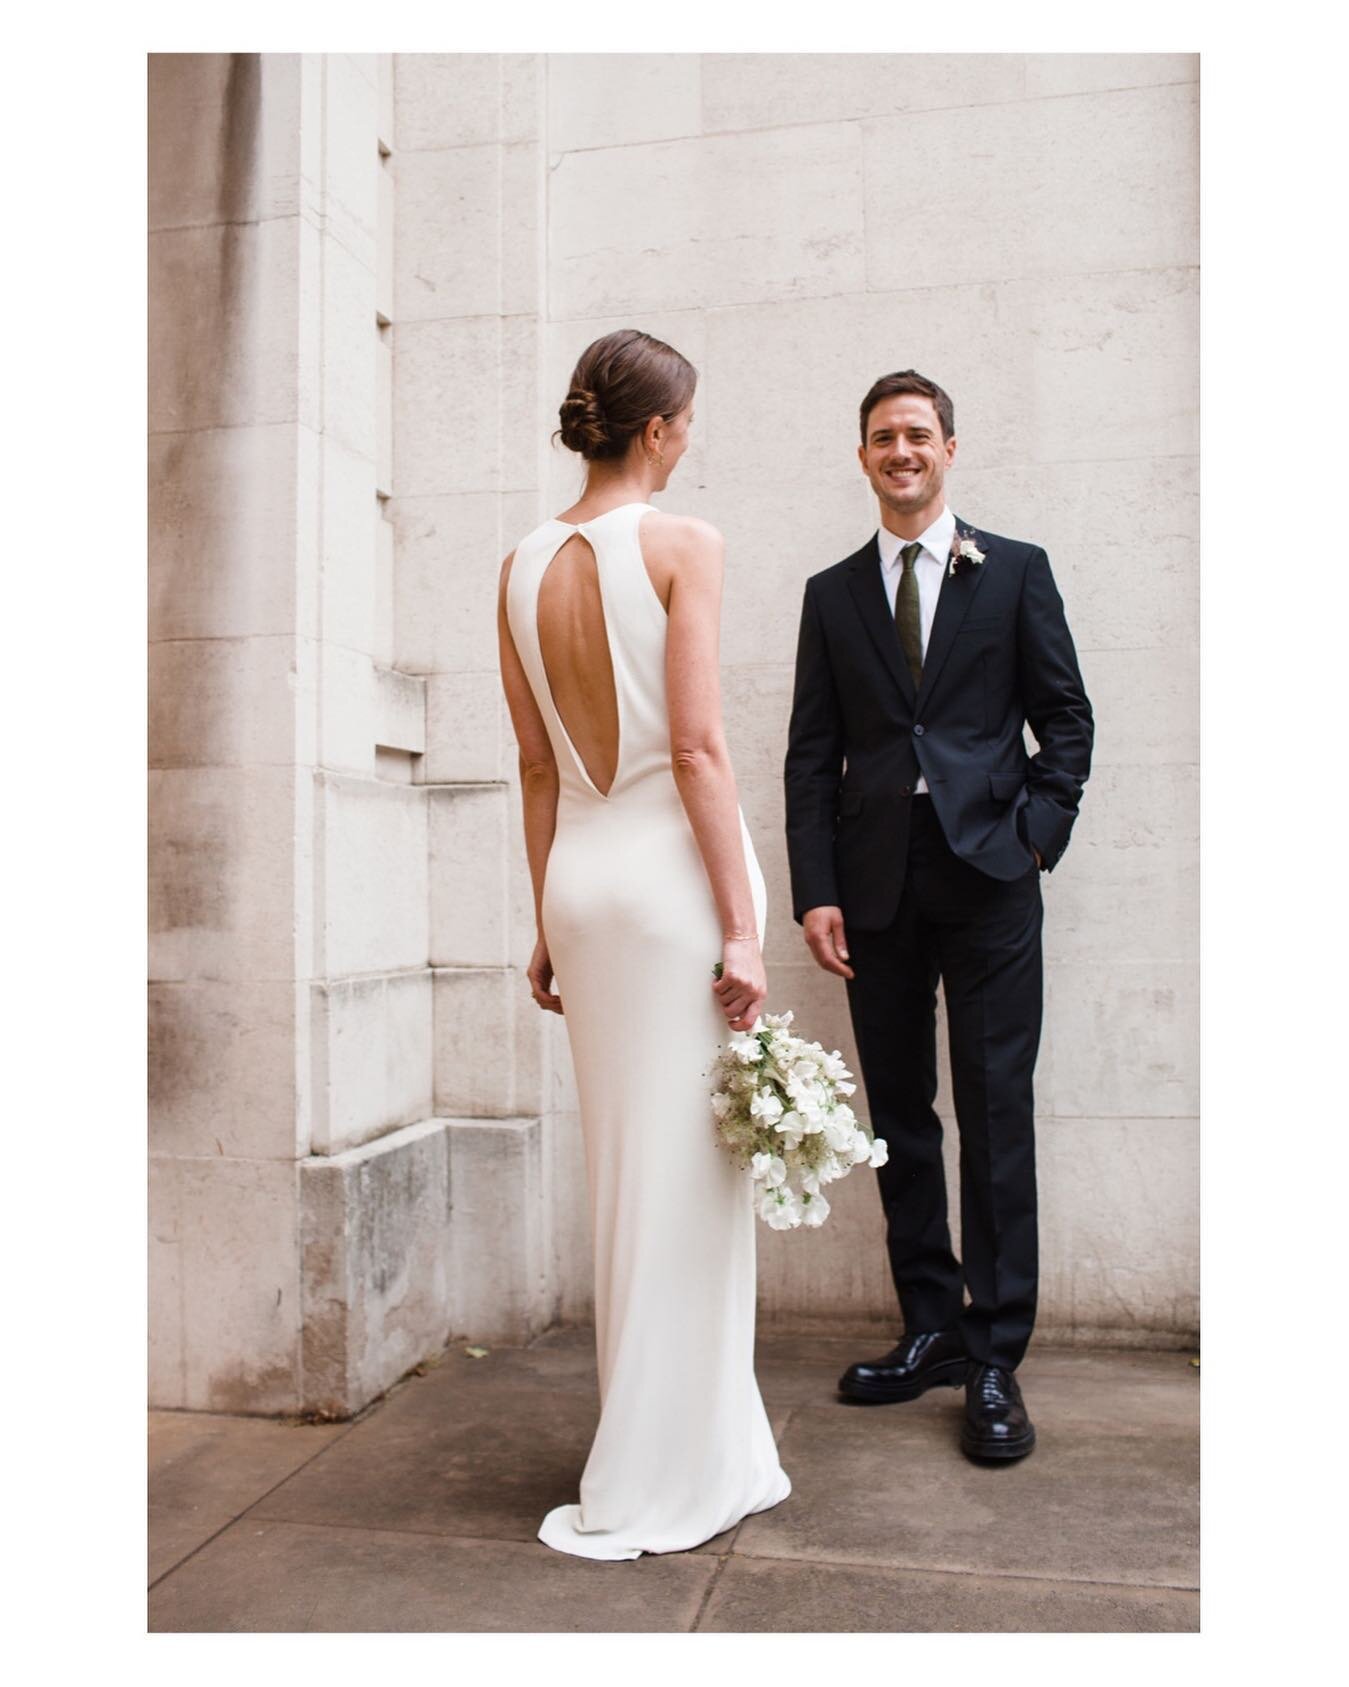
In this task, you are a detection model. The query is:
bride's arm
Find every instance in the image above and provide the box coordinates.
[661,518,767,1033]
[497,552,563,1013]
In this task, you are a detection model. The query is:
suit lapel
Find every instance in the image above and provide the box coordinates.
[914,519,992,713]
[845,536,916,708]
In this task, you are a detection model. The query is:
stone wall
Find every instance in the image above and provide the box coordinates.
[149,52,1198,1419]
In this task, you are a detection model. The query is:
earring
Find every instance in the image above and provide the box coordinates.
[647,448,664,467]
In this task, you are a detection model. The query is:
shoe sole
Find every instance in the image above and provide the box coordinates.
[837,1358,970,1404]
[960,1428,1036,1462]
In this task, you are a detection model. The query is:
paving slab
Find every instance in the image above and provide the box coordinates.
[148,1409,347,1583]
[735,1365,1198,1586]
[249,1338,790,1549]
[698,1554,1199,1632]
[148,1518,716,1632]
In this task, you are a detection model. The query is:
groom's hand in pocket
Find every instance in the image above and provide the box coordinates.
[803,906,854,980]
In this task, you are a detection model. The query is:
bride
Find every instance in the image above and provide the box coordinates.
[497,328,792,1559]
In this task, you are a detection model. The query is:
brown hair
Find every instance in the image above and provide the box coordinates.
[555,329,697,461]
[859,370,955,444]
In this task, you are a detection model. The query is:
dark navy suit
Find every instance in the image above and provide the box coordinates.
[784,521,1093,1368]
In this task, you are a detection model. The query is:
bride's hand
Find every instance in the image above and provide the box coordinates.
[528,936,563,1014]
[713,936,766,1031]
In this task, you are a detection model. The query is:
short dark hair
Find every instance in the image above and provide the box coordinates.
[859,370,955,444]
[555,329,698,462]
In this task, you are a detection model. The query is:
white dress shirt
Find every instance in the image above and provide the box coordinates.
[877,505,954,796]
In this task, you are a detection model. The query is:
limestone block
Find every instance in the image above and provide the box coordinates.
[1044,764,1198,968]
[149,216,301,434]
[148,1157,184,1402]
[394,145,501,323]
[300,1118,453,1415]
[501,143,541,317]
[149,424,306,642]
[376,54,395,152]
[375,333,393,496]
[952,457,1199,654]
[1015,267,1199,465]
[1037,1116,1198,1343]
[432,965,546,1117]
[321,434,377,655]
[500,315,541,494]
[374,665,427,754]
[444,1116,550,1343]
[700,290,1030,489]
[547,54,700,153]
[1076,646,1198,767]
[317,773,429,976]
[321,54,379,273]
[864,84,1198,290]
[149,765,306,983]
[1023,53,1198,99]
[392,491,501,673]
[395,53,500,151]
[549,124,865,317]
[543,310,707,508]
[699,480,872,668]
[319,643,376,776]
[428,784,510,967]
[171,1155,302,1413]
[148,635,313,769]
[1046,958,1197,1120]
[150,979,306,1161]
[375,160,394,322]
[701,53,1028,133]
[757,1136,893,1329]
[309,968,433,1155]
[373,503,395,666]
[394,316,501,496]
[321,232,378,460]
[501,54,541,144]
[423,671,504,783]
[148,53,304,231]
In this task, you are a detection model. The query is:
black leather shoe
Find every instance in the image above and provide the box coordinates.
[961,1364,1036,1461]
[838,1328,968,1404]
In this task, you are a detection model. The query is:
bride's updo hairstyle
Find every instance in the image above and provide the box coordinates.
[555,329,697,461]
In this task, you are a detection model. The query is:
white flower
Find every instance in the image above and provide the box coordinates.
[834,1079,857,1097]
[849,1130,873,1165]
[824,1116,857,1154]
[711,1091,732,1120]
[868,1136,890,1169]
[949,534,986,576]
[759,1187,801,1230]
[774,1110,805,1150]
[832,1103,856,1128]
[749,1087,784,1126]
[751,1151,788,1186]
[799,1190,831,1228]
[728,1030,762,1065]
[821,1049,851,1081]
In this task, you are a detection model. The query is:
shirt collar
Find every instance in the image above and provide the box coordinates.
[877,506,955,571]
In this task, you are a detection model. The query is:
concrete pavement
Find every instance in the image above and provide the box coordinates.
[148,1330,1199,1632]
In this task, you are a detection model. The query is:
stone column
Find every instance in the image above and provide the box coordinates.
[150,52,556,1419]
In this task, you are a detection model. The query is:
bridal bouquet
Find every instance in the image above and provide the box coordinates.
[709,1010,888,1230]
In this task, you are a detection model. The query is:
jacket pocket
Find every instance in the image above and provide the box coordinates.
[988,773,1022,803]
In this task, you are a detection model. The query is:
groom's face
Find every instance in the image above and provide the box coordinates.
[858,394,956,520]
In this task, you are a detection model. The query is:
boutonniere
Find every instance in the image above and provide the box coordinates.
[948,528,986,577]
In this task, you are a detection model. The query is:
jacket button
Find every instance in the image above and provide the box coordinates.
[913,724,925,736]
[899,785,912,796]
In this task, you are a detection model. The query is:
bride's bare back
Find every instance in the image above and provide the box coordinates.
[536,533,621,797]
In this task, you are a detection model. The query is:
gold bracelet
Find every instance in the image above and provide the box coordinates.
[722,931,758,942]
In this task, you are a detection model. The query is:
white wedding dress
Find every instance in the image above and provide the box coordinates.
[506,501,791,1559]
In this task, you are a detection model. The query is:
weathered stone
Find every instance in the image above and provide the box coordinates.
[427,784,510,967]
[299,1118,453,1414]
[309,969,434,1155]
[548,54,701,153]
[316,773,428,976]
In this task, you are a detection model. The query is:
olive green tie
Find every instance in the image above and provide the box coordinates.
[894,541,923,686]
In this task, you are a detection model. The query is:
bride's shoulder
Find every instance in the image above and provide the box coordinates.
[639,510,724,564]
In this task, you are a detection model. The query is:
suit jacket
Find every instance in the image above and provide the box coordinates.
[784,519,1094,931]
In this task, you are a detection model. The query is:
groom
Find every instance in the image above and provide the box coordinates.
[784,370,1093,1462]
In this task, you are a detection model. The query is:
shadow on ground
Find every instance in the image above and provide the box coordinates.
[148,1332,1198,1632]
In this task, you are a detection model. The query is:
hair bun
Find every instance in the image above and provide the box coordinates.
[557,387,613,459]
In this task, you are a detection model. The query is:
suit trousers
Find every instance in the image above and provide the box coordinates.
[844,796,1044,1370]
